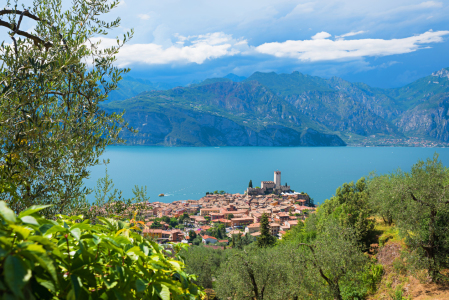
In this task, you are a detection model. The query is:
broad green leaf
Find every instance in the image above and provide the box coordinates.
[18,205,52,218]
[10,225,31,240]
[20,215,39,226]
[70,228,81,241]
[135,278,147,293]
[0,201,16,224]
[155,283,171,300]
[70,275,82,299]
[168,260,182,271]
[4,255,32,296]
[27,236,56,248]
[25,244,46,254]
[33,254,58,284]
[45,225,68,235]
[71,223,96,231]
[36,279,56,293]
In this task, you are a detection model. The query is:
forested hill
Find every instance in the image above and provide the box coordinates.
[103,68,449,146]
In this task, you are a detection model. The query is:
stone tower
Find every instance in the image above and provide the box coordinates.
[274,171,281,188]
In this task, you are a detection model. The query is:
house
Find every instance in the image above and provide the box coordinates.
[231,217,254,228]
[284,220,299,229]
[143,229,171,243]
[269,223,280,236]
[200,207,221,216]
[210,212,225,221]
[212,218,232,227]
[168,229,184,242]
[202,235,218,244]
[245,223,260,234]
[190,215,207,225]
[274,212,290,224]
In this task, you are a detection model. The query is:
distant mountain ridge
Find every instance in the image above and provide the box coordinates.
[103,67,449,146]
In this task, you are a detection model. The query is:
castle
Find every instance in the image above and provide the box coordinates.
[246,171,291,196]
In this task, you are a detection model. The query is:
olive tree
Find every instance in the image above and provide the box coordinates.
[298,221,368,300]
[0,0,133,216]
[215,247,296,300]
[395,154,449,281]
[367,171,405,226]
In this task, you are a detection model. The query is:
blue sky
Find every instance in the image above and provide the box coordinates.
[107,0,449,88]
[7,0,449,87]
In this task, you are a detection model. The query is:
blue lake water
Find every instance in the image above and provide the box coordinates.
[84,146,449,205]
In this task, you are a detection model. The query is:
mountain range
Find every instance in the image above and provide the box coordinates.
[103,68,449,146]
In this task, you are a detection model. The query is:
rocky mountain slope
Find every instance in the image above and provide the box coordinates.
[103,68,449,146]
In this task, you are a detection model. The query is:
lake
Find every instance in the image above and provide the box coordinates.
[84,146,449,204]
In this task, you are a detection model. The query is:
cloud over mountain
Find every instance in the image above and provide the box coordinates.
[93,33,249,67]
[255,30,449,62]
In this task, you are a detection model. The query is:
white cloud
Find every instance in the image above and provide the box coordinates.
[92,32,248,67]
[419,1,443,8]
[255,30,449,62]
[335,30,367,39]
[137,14,150,20]
[311,32,332,40]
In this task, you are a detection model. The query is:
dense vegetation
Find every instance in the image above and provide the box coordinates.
[0,1,201,299]
[0,202,201,299]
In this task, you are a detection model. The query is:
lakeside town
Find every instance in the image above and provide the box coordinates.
[350,136,449,147]
[132,171,316,245]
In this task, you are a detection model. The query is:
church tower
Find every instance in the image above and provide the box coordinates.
[274,171,281,188]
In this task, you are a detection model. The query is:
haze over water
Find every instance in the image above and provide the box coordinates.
[84,146,449,205]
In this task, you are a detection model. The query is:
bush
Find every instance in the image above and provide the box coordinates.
[0,201,202,299]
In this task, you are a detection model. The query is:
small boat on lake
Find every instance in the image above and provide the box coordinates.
[158,193,165,197]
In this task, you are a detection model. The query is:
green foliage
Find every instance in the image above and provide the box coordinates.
[317,178,375,251]
[169,217,179,228]
[207,223,226,240]
[0,0,132,217]
[370,154,449,281]
[248,180,253,188]
[279,221,316,245]
[230,233,255,249]
[367,172,404,225]
[188,230,197,241]
[256,213,276,248]
[226,213,234,220]
[182,246,227,289]
[0,201,202,299]
[215,247,296,300]
[178,213,190,225]
[85,162,149,222]
[150,220,162,229]
[297,221,368,300]
[192,236,202,246]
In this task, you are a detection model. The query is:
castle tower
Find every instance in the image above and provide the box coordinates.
[274,171,281,188]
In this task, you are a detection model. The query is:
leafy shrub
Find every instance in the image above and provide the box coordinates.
[0,201,201,299]
[363,264,384,293]
[379,233,394,247]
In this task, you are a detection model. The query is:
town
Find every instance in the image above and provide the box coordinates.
[134,171,316,245]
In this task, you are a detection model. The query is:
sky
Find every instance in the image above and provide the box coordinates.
[4,0,449,88]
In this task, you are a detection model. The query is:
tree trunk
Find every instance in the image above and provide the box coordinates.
[331,282,343,300]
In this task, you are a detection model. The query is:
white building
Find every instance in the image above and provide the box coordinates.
[246,171,291,196]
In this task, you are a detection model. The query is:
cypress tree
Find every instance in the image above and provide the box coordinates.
[248,180,253,188]
[256,213,276,247]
